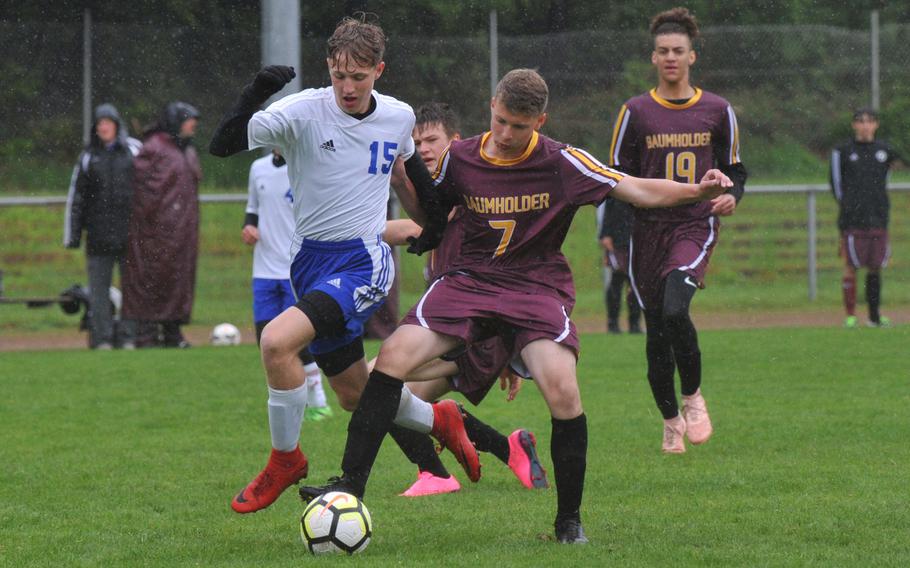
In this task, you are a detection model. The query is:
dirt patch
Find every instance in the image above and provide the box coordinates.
[2,308,907,352]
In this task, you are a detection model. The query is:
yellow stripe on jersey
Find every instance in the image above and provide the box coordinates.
[608,104,628,167]
[649,87,703,110]
[479,131,539,166]
[730,108,741,164]
[431,146,450,181]
[565,147,624,182]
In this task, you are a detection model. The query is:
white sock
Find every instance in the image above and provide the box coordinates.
[304,363,327,408]
[393,386,434,433]
[267,383,308,452]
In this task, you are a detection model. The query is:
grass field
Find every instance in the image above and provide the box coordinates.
[2,192,909,336]
[2,326,908,566]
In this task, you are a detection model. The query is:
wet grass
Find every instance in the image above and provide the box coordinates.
[1,326,907,566]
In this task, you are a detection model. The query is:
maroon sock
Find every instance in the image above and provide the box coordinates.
[842,275,856,316]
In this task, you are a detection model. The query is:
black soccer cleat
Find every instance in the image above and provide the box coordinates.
[555,515,589,544]
[298,475,362,503]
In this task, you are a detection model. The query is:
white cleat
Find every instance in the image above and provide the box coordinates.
[682,389,713,445]
[662,415,687,454]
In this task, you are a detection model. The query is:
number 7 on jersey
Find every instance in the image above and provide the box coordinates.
[489,220,516,257]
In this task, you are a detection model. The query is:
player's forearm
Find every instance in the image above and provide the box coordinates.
[613,176,702,208]
[209,95,258,156]
[383,219,421,247]
[403,153,451,228]
[719,162,748,203]
[209,85,273,157]
[391,158,424,225]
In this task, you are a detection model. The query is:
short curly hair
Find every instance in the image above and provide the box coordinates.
[650,7,700,42]
[326,14,386,69]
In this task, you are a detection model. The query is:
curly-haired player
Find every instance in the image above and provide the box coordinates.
[608,7,748,453]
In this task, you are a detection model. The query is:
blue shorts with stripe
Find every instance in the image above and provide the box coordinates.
[290,236,394,355]
[252,278,296,323]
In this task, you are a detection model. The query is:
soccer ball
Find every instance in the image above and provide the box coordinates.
[300,491,372,555]
[210,323,241,346]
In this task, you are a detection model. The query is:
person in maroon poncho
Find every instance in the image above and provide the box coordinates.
[122,102,201,348]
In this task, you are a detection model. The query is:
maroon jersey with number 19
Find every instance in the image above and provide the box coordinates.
[608,88,741,308]
[609,88,740,223]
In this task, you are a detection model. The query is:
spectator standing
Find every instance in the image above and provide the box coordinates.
[830,108,903,328]
[122,102,201,348]
[64,103,141,350]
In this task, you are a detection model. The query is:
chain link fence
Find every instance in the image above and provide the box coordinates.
[3,19,909,191]
[1,18,908,328]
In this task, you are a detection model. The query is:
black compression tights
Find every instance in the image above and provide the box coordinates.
[644,270,702,419]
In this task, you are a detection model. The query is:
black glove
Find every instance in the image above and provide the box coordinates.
[406,230,443,256]
[246,65,296,101]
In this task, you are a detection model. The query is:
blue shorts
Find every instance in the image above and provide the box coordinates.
[290,236,393,355]
[252,278,296,323]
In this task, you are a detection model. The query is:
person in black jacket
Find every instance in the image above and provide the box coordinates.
[64,103,141,349]
[830,108,904,328]
[598,198,642,334]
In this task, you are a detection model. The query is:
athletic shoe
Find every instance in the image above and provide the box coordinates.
[866,316,892,328]
[844,315,858,328]
[399,470,461,497]
[231,446,309,513]
[299,475,361,503]
[507,429,549,489]
[555,515,589,544]
[681,389,713,445]
[430,400,482,482]
[607,321,621,334]
[662,415,687,454]
[94,343,113,351]
[628,323,643,335]
[304,405,334,422]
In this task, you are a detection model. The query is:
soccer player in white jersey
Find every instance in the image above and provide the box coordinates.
[210,16,463,514]
[243,149,332,422]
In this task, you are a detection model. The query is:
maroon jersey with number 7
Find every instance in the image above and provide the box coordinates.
[431,131,626,305]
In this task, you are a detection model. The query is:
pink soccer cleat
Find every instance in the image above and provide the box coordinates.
[681,389,713,445]
[399,470,461,497]
[662,415,687,454]
[231,446,309,513]
[507,429,549,489]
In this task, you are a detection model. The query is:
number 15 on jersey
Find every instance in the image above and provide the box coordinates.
[368,141,398,175]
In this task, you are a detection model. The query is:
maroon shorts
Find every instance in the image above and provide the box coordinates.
[842,229,890,269]
[629,216,719,310]
[401,271,579,358]
[605,248,630,274]
[447,335,515,406]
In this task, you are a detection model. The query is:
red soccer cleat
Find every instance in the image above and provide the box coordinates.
[231,446,309,514]
[430,400,482,482]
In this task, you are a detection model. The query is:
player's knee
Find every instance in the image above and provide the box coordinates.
[374,335,410,374]
[539,377,581,416]
[259,326,296,367]
[662,307,690,327]
[333,388,360,411]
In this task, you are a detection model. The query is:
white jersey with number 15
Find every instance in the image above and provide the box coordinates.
[248,87,415,247]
